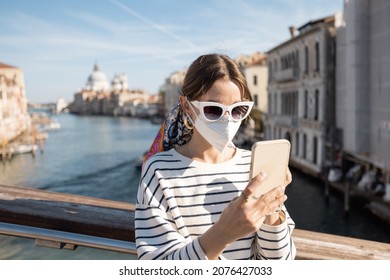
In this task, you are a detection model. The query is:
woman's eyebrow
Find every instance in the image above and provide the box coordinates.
[203,99,243,104]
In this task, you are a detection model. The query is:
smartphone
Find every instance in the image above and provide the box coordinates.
[249,139,291,196]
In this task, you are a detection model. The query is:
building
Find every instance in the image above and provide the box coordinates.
[264,15,338,177]
[0,62,31,144]
[70,63,153,117]
[160,69,186,114]
[243,54,268,113]
[336,0,390,181]
[85,64,110,92]
[241,53,268,135]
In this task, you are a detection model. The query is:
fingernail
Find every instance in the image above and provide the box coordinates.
[260,172,267,178]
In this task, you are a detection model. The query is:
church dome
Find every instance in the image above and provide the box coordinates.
[85,63,110,91]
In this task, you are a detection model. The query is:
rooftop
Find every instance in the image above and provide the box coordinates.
[0,62,18,69]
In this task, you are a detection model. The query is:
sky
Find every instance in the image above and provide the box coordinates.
[0,0,343,103]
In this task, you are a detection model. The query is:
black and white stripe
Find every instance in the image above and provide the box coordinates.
[135,148,296,260]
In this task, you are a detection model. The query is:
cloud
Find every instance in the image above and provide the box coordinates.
[0,0,343,102]
[109,0,199,51]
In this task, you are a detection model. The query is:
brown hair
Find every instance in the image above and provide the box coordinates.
[181,53,252,102]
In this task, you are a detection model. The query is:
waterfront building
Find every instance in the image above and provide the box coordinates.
[264,15,338,177]
[55,98,69,114]
[160,70,186,114]
[0,62,31,143]
[236,51,265,69]
[336,0,390,182]
[242,53,268,114]
[70,64,152,117]
[85,63,110,92]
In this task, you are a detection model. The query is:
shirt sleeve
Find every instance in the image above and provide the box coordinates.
[135,165,208,260]
[254,207,297,260]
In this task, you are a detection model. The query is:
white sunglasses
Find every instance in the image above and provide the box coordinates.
[190,100,254,122]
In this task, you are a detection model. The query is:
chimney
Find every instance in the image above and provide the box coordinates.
[289,26,297,38]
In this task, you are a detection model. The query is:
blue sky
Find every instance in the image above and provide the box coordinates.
[0,0,343,103]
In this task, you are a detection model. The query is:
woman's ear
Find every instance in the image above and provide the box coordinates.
[179,95,191,115]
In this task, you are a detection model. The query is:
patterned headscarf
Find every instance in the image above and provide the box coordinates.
[143,102,193,163]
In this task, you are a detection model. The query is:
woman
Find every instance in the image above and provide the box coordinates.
[135,54,296,260]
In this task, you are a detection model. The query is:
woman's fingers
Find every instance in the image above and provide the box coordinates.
[258,186,287,213]
[240,172,267,203]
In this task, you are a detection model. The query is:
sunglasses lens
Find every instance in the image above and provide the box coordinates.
[203,106,223,121]
[231,105,249,120]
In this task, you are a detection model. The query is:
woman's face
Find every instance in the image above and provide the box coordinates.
[182,79,242,120]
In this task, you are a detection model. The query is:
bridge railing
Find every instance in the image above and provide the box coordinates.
[1,184,390,260]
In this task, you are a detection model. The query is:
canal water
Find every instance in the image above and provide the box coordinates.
[1,113,389,259]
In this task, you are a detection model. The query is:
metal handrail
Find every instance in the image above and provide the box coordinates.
[0,221,137,255]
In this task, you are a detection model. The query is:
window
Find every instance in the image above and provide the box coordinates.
[268,93,271,113]
[293,91,298,116]
[295,132,299,156]
[313,136,318,164]
[315,42,320,72]
[314,89,319,121]
[304,90,308,118]
[274,93,278,115]
[254,95,258,107]
[303,134,307,159]
[253,75,257,86]
[265,125,269,139]
[304,46,309,73]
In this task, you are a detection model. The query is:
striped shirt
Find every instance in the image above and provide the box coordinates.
[135,148,296,260]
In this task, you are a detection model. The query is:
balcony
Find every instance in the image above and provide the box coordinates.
[274,115,298,128]
[275,67,299,82]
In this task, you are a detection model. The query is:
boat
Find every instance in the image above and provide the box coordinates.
[366,201,390,224]
[46,121,61,130]
[327,167,343,183]
[14,144,38,154]
[38,121,61,131]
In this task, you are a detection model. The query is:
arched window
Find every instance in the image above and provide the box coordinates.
[314,89,319,121]
[274,93,278,115]
[315,42,320,72]
[304,90,308,118]
[304,46,309,74]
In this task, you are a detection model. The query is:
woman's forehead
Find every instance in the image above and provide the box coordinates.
[200,80,242,103]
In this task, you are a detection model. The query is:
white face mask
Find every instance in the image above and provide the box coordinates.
[187,102,241,153]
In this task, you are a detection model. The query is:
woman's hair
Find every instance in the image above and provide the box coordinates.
[181,53,252,102]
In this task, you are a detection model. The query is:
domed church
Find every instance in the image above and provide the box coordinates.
[70,63,149,116]
[84,63,110,92]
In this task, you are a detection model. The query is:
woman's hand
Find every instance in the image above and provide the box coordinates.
[199,170,291,259]
[218,172,288,241]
